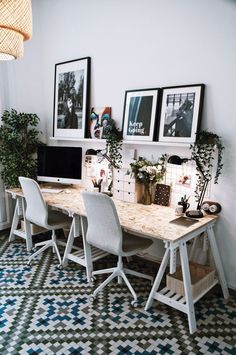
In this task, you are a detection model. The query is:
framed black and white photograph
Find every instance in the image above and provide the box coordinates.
[122,88,160,141]
[158,84,205,143]
[53,57,90,139]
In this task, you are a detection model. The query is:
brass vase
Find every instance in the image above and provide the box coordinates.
[142,183,152,205]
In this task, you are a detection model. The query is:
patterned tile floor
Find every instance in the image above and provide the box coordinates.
[0,232,236,355]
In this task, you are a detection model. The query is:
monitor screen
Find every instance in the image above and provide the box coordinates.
[37,146,82,185]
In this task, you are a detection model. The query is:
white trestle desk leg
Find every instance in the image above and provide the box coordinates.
[145,246,170,311]
[179,241,197,334]
[207,226,229,300]
[22,198,33,251]
[9,198,20,243]
[80,216,93,283]
[51,230,56,253]
[62,218,75,267]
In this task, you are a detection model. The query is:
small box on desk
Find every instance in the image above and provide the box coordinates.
[113,168,142,203]
[166,261,215,299]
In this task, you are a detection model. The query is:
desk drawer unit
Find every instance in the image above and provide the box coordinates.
[114,179,124,190]
[113,169,125,180]
[113,189,124,200]
[123,191,137,203]
[113,169,142,203]
[123,181,136,192]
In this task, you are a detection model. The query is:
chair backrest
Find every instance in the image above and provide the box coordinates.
[19,177,48,228]
[82,191,123,255]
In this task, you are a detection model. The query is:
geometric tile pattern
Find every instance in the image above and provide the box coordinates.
[0,232,236,355]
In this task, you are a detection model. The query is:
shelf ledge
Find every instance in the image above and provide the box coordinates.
[49,137,106,143]
[123,140,190,147]
[49,137,190,147]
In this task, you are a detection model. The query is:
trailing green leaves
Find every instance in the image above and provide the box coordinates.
[190,130,224,203]
[103,119,123,169]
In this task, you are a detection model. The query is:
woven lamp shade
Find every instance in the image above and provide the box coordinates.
[0,0,32,60]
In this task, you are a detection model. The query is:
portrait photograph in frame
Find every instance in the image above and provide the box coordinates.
[122,88,160,141]
[53,57,90,139]
[158,84,205,143]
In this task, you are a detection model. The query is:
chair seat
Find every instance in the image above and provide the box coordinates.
[47,210,72,229]
[122,232,153,256]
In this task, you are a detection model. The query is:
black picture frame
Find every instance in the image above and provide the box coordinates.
[122,88,160,141]
[157,84,205,143]
[53,57,90,139]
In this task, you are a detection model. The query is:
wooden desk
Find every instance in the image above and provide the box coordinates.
[7,186,229,334]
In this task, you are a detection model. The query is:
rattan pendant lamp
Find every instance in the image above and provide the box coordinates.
[0,0,32,60]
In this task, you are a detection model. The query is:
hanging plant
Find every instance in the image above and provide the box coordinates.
[0,109,44,188]
[102,118,123,169]
[190,130,224,205]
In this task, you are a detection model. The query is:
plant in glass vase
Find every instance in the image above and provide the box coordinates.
[128,155,166,205]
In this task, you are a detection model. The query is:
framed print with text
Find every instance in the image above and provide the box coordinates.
[122,88,160,141]
[158,84,205,143]
[53,57,90,139]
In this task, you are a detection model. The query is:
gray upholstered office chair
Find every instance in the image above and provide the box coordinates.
[19,177,72,265]
[82,191,153,306]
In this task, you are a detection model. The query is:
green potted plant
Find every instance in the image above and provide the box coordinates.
[102,118,123,169]
[128,155,166,205]
[189,130,224,215]
[0,109,44,188]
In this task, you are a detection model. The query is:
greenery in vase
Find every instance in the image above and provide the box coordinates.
[128,155,166,186]
[0,109,44,188]
[102,118,123,169]
[190,130,224,204]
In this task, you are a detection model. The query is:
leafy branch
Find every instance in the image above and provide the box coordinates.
[102,119,123,169]
[0,109,44,188]
[190,130,224,204]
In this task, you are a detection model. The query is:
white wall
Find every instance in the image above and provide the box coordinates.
[1,0,236,287]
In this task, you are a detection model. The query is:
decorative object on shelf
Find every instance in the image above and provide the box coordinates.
[186,130,224,218]
[128,155,166,205]
[122,88,160,141]
[178,195,190,213]
[154,183,171,206]
[53,57,90,139]
[88,107,112,139]
[201,201,222,214]
[0,0,32,60]
[158,84,205,143]
[0,109,44,188]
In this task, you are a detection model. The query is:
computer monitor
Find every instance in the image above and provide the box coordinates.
[37,146,82,185]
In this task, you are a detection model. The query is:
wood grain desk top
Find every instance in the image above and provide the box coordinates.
[7,186,217,243]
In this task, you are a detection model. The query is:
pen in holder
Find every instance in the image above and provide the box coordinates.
[178,195,190,213]
[92,178,103,192]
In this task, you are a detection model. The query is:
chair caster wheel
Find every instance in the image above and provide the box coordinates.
[57,264,63,269]
[90,276,96,282]
[27,261,32,267]
[131,300,138,308]
[90,296,96,303]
